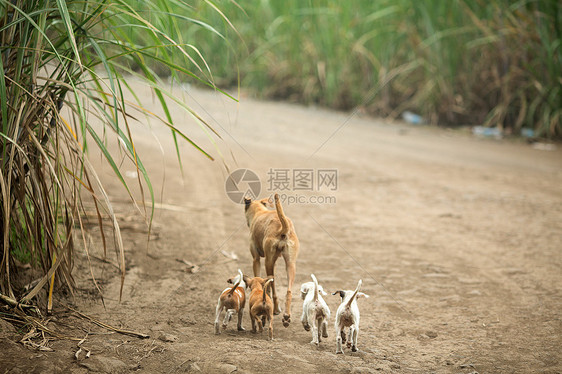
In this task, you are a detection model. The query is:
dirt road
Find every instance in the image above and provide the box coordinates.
[1,79,561,373]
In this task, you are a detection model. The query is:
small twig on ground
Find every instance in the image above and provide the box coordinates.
[137,341,164,364]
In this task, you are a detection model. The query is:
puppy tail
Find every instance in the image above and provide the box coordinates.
[346,279,362,308]
[311,274,319,302]
[228,270,243,296]
[274,193,289,236]
[263,278,274,304]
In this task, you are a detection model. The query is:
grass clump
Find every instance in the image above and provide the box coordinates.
[0,0,228,308]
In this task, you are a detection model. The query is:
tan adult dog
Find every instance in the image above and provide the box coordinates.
[244,193,299,328]
[245,276,275,340]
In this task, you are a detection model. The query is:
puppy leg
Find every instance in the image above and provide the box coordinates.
[310,313,319,345]
[346,327,353,348]
[301,306,310,331]
[223,309,234,329]
[237,307,245,331]
[335,326,344,354]
[351,326,359,352]
[316,317,323,344]
[340,329,346,344]
[267,314,273,341]
[321,319,329,338]
[251,314,257,333]
[257,316,264,333]
[214,302,223,335]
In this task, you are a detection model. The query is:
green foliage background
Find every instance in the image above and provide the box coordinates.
[177,0,561,137]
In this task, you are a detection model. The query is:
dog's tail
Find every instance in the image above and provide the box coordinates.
[274,193,290,236]
[263,278,274,304]
[228,269,244,296]
[311,274,319,303]
[346,279,362,308]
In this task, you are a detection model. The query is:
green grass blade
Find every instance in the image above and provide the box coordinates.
[55,0,83,68]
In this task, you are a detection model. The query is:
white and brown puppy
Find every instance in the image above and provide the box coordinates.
[300,274,330,345]
[214,269,246,334]
[244,193,299,328]
[245,276,275,340]
[333,279,369,354]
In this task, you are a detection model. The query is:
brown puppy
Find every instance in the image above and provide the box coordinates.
[244,193,299,328]
[245,276,274,340]
[214,269,246,334]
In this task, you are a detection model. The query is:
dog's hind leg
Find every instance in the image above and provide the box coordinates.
[256,317,264,333]
[282,257,296,327]
[321,319,329,338]
[335,326,344,354]
[301,307,310,331]
[310,313,319,345]
[237,307,245,331]
[251,315,257,333]
[265,254,282,315]
[316,317,323,344]
[223,309,234,329]
[351,326,359,352]
[250,243,261,277]
[267,316,273,341]
[346,327,353,349]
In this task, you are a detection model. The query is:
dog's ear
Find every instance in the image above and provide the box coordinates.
[317,285,328,296]
[357,292,369,299]
[332,290,345,299]
[243,275,251,287]
[300,283,310,299]
[244,197,252,212]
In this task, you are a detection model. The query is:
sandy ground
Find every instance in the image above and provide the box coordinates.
[1,78,561,374]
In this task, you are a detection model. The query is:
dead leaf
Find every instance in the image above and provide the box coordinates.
[176,259,200,273]
[220,250,238,261]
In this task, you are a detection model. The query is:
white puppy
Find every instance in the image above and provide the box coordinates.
[300,274,330,345]
[214,269,246,334]
[333,279,369,354]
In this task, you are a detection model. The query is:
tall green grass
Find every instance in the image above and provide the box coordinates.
[0,0,228,307]
[178,0,562,137]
